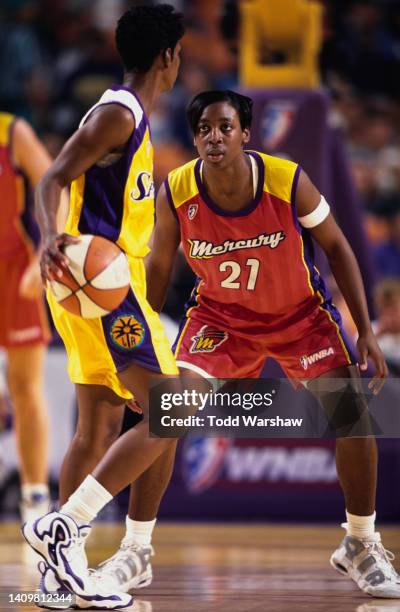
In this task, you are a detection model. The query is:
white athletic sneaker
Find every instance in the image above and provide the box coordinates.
[92,538,154,592]
[22,511,133,609]
[331,531,400,598]
[20,493,51,524]
[37,560,120,610]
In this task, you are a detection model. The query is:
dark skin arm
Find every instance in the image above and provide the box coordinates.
[36,105,135,281]
[296,170,388,393]
[145,182,181,312]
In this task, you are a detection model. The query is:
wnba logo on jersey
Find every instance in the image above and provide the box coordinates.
[190,325,228,353]
[188,203,198,220]
[130,171,155,201]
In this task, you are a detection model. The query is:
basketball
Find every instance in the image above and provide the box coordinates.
[49,235,130,318]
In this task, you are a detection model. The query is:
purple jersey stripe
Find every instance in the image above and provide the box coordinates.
[20,174,40,248]
[193,151,265,218]
[78,118,147,241]
[302,236,355,363]
[290,164,301,206]
[163,177,178,220]
[172,276,202,353]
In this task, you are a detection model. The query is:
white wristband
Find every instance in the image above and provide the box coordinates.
[298,196,330,228]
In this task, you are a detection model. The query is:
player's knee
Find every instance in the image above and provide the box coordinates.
[74,421,121,456]
[8,372,43,408]
[316,381,375,438]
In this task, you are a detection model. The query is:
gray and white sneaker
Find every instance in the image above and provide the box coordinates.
[93,538,154,592]
[22,511,133,609]
[331,531,400,598]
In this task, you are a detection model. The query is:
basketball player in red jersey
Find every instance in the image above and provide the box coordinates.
[91,91,398,599]
[136,90,397,599]
[0,112,53,523]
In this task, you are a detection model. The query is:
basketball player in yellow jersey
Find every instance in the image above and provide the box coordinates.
[23,6,185,608]
[0,112,54,523]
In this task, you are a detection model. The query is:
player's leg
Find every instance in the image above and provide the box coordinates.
[79,312,255,592]
[94,442,178,591]
[272,303,399,598]
[58,384,126,502]
[7,343,50,521]
[308,364,377,516]
[308,364,400,597]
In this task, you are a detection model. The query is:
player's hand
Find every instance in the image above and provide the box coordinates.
[39,233,80,282]
[357,331,388,395]
[126,399,143,415]
[19,258,43,299]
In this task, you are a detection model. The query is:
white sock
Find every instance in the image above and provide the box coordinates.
[21,483,49,502]
[125,515,156,547]
[61,475,112,525]
[345,510,376,539]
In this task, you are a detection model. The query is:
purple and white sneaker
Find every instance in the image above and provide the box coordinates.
[22,511,133,609]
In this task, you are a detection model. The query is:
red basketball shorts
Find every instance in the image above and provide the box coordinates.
[0,247,50,348]
[173,297,356,381]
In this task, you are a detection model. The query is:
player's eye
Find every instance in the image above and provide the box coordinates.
[198,125,209,133]
[221,124,232,132]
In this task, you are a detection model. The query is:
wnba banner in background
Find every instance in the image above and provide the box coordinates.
[159,438,400,521]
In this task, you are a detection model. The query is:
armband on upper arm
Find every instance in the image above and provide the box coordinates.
[298,196,330,228]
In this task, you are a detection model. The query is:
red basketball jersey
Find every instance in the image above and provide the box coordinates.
[0,113,39,258]
[165,151,328,323]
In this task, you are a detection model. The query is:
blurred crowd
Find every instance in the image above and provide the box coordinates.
[1,0,400,370]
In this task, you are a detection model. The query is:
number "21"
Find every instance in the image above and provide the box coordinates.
[219,258,260,290]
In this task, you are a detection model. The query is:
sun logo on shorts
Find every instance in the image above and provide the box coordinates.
[110,314,145,350]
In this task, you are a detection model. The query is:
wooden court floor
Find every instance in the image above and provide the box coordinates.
[1,522,400,612]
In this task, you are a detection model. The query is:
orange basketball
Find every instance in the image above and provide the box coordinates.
[49,235,130,318]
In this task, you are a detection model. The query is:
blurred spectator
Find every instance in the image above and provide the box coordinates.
[321,0,400,98]
[372,194,400,278]
[373,278,400,374]
[0,0,48,124]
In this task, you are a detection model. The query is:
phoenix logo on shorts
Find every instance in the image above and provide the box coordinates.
[110,314,145,350]
[300,347,334,370]
[188,231,285,259]
[188,203,198,220]
[190,325,228,353]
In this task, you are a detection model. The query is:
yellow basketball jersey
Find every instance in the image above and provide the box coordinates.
[65,87,155,266]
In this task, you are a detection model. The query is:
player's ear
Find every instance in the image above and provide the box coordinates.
[162,48,173,68]
[242,128,250,144]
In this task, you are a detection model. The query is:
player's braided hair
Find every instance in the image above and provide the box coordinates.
[187,90,253,133]
[116,4,185,73]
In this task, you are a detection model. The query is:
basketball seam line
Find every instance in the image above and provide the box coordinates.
[59,247,125,297]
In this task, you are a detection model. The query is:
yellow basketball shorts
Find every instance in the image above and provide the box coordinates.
[47,259,178,399]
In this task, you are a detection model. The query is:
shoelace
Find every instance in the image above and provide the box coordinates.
[66,530,90,566]
[97,541,152,577]
[364,540,399,581]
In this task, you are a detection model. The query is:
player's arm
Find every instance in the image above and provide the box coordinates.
[36,105,135,281]
[13,118,52,186]
[145,182,180,312]
[295,170,387,392]
[12,118,70,234]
